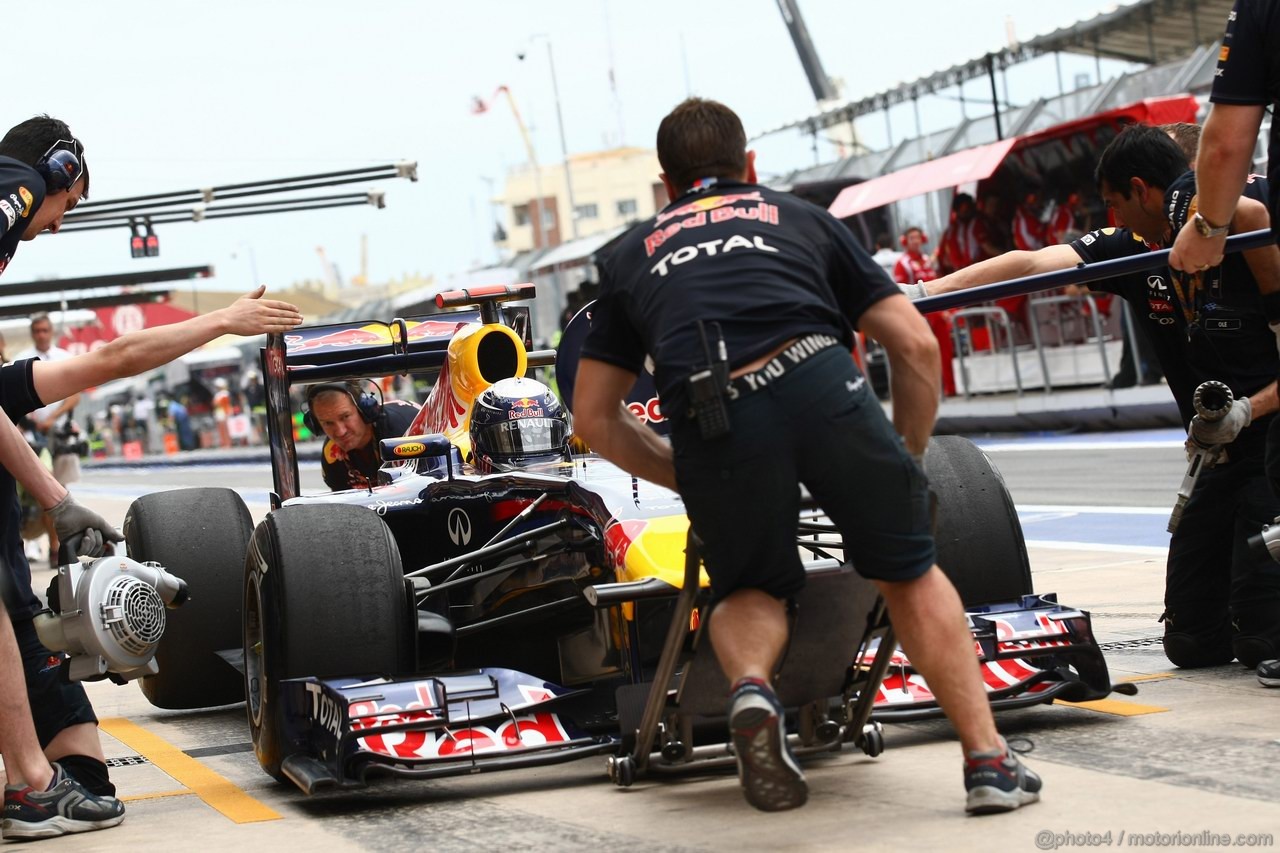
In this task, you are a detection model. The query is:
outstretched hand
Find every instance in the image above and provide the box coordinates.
[222,285,304,336]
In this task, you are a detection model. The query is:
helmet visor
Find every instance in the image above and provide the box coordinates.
[476,417,568,459]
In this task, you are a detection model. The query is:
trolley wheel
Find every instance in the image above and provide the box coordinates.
[859,723,885,758]
[607,755,636,788]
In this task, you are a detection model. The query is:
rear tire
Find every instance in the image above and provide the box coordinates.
[124,487,251,709]
[245,504,413,781]
[926,435,1033,606]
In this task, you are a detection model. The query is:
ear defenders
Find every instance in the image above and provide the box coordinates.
[36,139,83,192]
[900,229,929,247]
[302,382,382,435]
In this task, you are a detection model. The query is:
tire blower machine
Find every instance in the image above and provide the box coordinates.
[28,536,188,683]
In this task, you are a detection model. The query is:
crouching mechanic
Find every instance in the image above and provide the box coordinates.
[305,382,420,490]
[912,124,1280,672]
[0,289,301,827]
[468,377,572,473]
[573,97,1040,815]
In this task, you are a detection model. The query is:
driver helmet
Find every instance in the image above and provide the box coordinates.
[469,377,570,473]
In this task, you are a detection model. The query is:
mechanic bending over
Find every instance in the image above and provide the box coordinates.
[910,124,1280,676]
[1166,0,1280,688]
[0,114,305,840]
[305,381,420,490]
[573,98,1041,815]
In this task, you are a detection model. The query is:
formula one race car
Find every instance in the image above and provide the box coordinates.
[122,284,1129,793]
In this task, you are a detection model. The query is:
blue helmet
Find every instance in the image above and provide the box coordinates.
[469,377,570,473]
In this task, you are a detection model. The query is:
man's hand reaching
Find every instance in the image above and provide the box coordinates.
[220,286,304,336]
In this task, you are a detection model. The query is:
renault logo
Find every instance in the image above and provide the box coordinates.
[447,508,472,546]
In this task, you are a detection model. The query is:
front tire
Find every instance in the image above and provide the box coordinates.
[124,487,251,709]
[244,504,413,780]
[926,435,1034,606]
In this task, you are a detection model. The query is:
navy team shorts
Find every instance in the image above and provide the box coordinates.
[13,615,99,747]
[671,345,935,604]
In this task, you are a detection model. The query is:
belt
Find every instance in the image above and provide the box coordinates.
[727,333,843,400]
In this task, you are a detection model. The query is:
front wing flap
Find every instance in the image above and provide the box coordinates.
[866,593,1120,721]
[278,667,617,792]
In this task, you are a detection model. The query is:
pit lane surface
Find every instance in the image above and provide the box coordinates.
[14,434,1280,851]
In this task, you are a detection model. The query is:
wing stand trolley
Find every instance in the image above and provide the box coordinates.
[600,528,896,788]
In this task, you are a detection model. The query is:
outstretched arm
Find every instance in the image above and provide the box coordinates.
[32,286,302,405]
[923,244,1081,297]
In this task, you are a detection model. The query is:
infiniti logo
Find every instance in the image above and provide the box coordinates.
[447,508,472,546]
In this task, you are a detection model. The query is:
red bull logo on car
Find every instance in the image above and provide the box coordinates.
[286,319,466,355]
[347,682,571,760]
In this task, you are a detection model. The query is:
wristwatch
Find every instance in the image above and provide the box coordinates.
[1192,211,1229,239]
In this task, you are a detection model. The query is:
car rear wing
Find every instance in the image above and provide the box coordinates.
[260,284,553,505]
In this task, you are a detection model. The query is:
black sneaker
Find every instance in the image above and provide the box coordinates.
[727,678,807,812]
[1258,659,1280,688]
[964,737,1042,815]
[2,762,125,840]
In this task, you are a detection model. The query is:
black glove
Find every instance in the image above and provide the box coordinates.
[46,494,123,559]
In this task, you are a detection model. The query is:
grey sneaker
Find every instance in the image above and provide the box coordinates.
[728,678,807,812]
[1258,659,1280,688]
[964,737,1042,815]
[2,762,125,840]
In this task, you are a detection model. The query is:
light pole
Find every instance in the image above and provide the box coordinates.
[525,35,579,241]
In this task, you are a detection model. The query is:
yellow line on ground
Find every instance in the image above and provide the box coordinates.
[120,789,194,803]
[1120,672,1176,683]
[99,718,281,824]
[1057,698,1169,716]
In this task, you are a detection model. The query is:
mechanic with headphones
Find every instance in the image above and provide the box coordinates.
[0,114,304,840]
[305,381,421,490]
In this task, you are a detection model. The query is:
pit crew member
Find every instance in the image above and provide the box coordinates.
[469,377,572,474]
[915,124,1280,674]
[573,97,1041,815]
[1167,0,1280,688]
[305,382,420,490]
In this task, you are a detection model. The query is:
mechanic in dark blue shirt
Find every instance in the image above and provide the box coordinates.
[921,124,1280,675]
[573,98,1041,815]
[1166,0,1280,687]
[0,117,305,839]
[305,381,421,490]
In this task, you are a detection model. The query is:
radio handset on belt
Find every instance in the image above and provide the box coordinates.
[688,321,731,440]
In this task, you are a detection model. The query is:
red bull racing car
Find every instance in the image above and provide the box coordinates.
[122,284,1129,793]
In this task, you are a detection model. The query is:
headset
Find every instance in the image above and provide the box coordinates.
[302,381,383,435]
[900,227,929,248]
[35,138,84,192]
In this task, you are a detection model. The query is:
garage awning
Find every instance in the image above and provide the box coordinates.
[828,138,1018,220]
[827,95,1198,220]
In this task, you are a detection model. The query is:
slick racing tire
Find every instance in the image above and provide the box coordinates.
[124,487,252,710]
[245,504,413,782]
[925,435,1033,606]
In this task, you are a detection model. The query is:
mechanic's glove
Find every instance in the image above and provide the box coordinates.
[1189,396,1252,448]
[898,281,928,301]
[46,494,124,558]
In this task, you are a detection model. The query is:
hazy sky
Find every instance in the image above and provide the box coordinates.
[3,0,1170,302]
